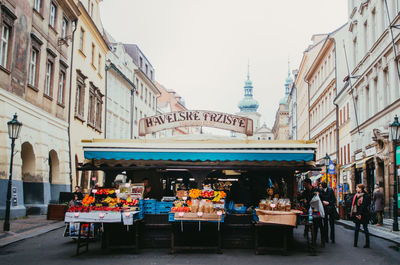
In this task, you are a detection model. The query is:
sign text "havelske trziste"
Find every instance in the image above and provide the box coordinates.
[138,110,253,136]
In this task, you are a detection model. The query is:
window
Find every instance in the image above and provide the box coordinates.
[150,70,153,80]
[148,92,151,107]
[340,109,342,125]
[87,82,103,131]
[140,83,143,98]
[344,145,347,165]
[145,88,148,103]
[34,0,41,12]
[139,57,143,68]
[135,107,138,122]
[347,103,350,119]
[79,28,85,52]
[145,64,148,75]
[98,54,101,72]
[45,60,53,97]
[347,143,350,163]
[61,18,68,39]
[75,70,87,118]
[57,70,66,105]
[49,2,57,28]
[0,25,10,68]
[28,49,39,86]
[340,147,343,165]
[91,43,95,66]
[91,2,94,17]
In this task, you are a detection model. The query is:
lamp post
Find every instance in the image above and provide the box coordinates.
[3,114,22,232]
[324,153,330,185]
[390,115,400,232]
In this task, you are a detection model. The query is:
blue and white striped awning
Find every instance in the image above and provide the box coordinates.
[82,137,316,163]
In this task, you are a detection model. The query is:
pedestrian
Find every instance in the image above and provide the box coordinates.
[299,178,325,247]
[373,184,384,226]
[351,184,370,248]
[73,185,83,200]
[319,182,337,243]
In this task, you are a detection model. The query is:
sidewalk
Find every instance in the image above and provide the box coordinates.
[0,215,65,248]
[336,218,400,244]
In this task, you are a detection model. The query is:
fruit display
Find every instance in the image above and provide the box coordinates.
[94,189,115,195]
[68,205,122,212]
[212,191,226,202]
[171,206,191,213]
[201,190,214,199]
[189,189,201,199]
[82,195,95,205]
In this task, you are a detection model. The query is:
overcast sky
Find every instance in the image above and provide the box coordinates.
[100,0,348,131]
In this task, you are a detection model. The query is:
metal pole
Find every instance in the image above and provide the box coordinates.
[3,138,15,231]
[393,140,399,231]
[326,164,328,185]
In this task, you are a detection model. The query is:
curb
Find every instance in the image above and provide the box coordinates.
[0,222,65,248]
[336,220,400,245]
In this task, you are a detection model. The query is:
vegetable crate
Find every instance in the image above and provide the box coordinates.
[155,201,173,214]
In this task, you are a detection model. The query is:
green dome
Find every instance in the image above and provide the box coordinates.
[238,68,259,112]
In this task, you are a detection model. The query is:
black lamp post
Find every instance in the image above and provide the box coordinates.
[324,153,330,185]
[390,115,400,232]
[3,114,22,232]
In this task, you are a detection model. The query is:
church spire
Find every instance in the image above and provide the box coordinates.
[238,63,259,112]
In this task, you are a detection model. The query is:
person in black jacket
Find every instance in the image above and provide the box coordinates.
[351,184,370,248]
[319,182,337,243]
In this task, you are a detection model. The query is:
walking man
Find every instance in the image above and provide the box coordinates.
[319,182,337,243]
[373,184,384,226]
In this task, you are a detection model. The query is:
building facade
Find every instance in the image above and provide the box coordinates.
[0,0,79,217]
[123,44,160,139]
[347,0,400,215]
[288,69,298,140]
[105,41,136,139]
[70,0,108,191]
[296,34,328,141]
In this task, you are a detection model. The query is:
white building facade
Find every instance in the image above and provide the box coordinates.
[347,0,400,214]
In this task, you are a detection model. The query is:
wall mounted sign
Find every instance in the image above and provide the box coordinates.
[365,146,376,157]
[139,110,253,136]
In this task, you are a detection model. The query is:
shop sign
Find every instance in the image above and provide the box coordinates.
[396,147,400,166]
[139,110,254,136]
[365,146,376,157]
[355,152,363,161]
[339,184,343,203]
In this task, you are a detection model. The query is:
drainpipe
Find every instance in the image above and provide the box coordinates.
[67,19,78,191]
[305,78,311,141]
[105,64,109,139]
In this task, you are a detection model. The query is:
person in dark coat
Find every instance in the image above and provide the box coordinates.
[351,184,370,248]
[373,184,384,226]
[319,182,337,243]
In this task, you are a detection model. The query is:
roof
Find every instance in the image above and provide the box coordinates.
[80,135,317,171]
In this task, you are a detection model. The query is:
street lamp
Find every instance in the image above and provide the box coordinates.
[3,114,22,231]
[390,115,400,232]
[324,153,330,185]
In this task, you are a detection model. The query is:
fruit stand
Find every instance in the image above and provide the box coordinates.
[64,186,144,255]
[77,136,318,254]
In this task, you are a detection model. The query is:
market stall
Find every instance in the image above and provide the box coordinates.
[64,185,144,255]
[77,135,317,254]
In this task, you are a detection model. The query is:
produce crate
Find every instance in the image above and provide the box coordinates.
[157,201,173,207]
[255,209,298,227]
[141,199,156,206]
[47,204,68,221]
[143,206,156,214]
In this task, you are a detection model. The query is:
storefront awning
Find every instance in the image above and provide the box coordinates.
[80,137,317,170]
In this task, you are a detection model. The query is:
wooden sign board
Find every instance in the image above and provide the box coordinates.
[139,110,253,136]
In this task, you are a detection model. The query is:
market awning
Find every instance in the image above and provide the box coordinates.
[80,136,317,171]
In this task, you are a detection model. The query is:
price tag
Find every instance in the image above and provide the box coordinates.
[125,183,130,188]
[178,212,184,217]
[271,204,276,209]
[74,212,79,217]
[197,212,203,217]
[92,189,97,194]
[182,196,187,201]
[217,210,223,216]
[115,190,120,194]
[125,212,131,217]
[99,213,105,218]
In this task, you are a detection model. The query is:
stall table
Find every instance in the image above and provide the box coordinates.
[169,213,224,254]
[64,211,141,255]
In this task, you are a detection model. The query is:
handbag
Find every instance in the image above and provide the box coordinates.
[332,207,340,220]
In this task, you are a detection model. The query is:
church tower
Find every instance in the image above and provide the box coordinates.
[237,65,261,130]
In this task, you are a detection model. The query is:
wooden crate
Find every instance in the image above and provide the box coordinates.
[174,212,223,221]
[47,204,68,221]
[255,209,297,227]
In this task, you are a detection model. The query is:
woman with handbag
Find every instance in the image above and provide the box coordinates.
[351,184,370,248]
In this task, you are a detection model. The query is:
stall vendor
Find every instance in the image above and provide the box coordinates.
[298,178,320,209]
[142,178,154,199]
[228,177,252,207]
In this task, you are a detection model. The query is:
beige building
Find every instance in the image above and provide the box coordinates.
[272,70,292,140]
[0,0,79,217]
[296,34,327,141]
[70,0,108,190]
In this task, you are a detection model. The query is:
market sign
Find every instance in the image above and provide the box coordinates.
[396,146,400,166]
[139,110,254,136]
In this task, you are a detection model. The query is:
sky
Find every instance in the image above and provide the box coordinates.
[100,0,348,131]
